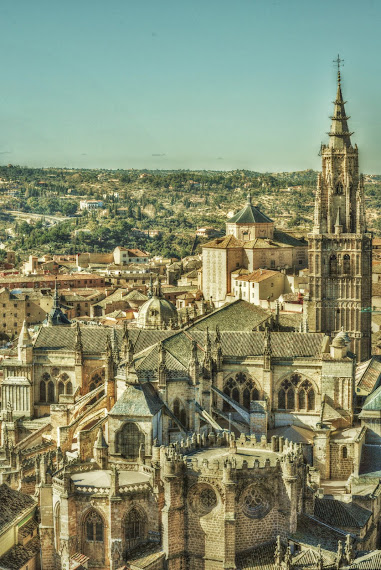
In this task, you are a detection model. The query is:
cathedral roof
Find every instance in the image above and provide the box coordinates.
[355,356,381,394]
[33,326,175,353]
[362,385,381,411]
[227,194,273,225]
[314,498,372,529]
[132,330,325,378]
[109,382,163,417]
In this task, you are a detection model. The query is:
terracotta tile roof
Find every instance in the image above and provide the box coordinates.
[356,356,381,393]
[202,234,243,249]
[0,484,36,532]
[235,269,280,283]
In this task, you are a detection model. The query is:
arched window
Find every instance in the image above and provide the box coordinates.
[232,388,240,403]
[58,382,64,396]
[90,373,102,392]
[66,381,73,395]
[85,510,103,542]
[307,388,315,411]
[343,254,350,274]
[243,388,250,410]
[278,378,297,411]
[125,507,147,551]
[298,389,306,409]
[335,182,343,195]
[223,375,260,410]
[47,381,54,403]
[40,380,46,402]
[117,423,145,460]
[287,388,295,410]
[330,254,337,275]
[342,446,348,459]
[278,389,286,409]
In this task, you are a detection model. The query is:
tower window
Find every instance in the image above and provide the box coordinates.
[330,254,337,275]
[335,182,343,195]
[343,254,350,274]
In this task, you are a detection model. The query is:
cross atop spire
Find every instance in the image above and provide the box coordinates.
[333,54,344,83]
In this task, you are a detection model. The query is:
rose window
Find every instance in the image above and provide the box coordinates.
[200,488,217,510]
[242,486,270,519]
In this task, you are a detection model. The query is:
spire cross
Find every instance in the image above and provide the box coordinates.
[333,54,344,72]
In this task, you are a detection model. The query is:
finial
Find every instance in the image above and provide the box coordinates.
[246,192,252,205]
[333,54,344,84]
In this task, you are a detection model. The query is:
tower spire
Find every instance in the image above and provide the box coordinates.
[328,59,353,149]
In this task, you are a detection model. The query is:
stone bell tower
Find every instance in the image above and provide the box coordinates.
[306,63,372,361]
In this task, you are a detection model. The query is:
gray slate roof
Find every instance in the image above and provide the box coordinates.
[228,203,273,225]
[362,385,381,411]
[33,326,175,354]
[110,383,163,417]
[132,329,324,379]
[314,498,372,529]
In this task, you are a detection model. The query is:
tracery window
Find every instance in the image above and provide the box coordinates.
[89,372,103,392]
[85,510,103,542]
[116,422,145,460]
[223,373,260,411]
[40,373,55,403]
[241,486,270,519]
[125,507,147,551]
[335,182,343,195]
[278,375,315,411]
[58,373,73,398]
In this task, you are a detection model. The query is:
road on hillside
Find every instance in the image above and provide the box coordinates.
[4,210,70,224]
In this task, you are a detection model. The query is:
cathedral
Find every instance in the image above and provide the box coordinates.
[0,69,381,570]
[305,68,372,362]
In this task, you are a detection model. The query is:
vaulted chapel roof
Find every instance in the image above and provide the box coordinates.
[227,194,273,225]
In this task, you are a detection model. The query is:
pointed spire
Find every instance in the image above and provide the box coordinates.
[75,321,83,352]
[111,327,119,362]
[148,274,153,298]
[18,320,32,347]
[334,206,343,234]
[328,69,353,149]
[53,277,60,309]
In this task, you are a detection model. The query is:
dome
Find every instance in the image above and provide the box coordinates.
[332,328,350,348]
[137,296,177,329]
[137,276,177,329]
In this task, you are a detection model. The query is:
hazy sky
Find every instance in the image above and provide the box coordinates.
[1,0,381,172]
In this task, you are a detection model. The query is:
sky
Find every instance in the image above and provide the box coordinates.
[1,0,381,172]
